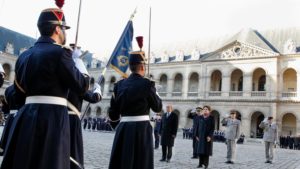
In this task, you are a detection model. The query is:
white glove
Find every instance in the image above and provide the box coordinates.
[93,83,102,97]
[263,117,268,123]
[72,49,89,76]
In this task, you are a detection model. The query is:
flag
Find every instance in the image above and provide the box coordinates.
[109,20,133,77]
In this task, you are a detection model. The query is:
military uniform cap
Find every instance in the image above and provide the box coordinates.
[129,51,146,65]
[37,8,70,29]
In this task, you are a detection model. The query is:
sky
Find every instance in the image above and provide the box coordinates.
[0,0,300,60]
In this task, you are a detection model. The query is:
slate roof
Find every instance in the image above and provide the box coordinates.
[0,26,36,56]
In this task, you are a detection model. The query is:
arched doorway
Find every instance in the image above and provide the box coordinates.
[159,74,168,96]
[96,107,102,117]
[2,63,11,81]
[230,69,243,91]
[173,74,183,96]
[252,68,266,91]
[283,68,297,92]
[210,70,222,91]
[211,110,220,130]
[250,111,265,138]
[282,113,297,136]
[188,72,199,96]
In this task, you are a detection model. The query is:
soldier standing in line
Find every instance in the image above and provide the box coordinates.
[108,50,162,169]
[0,84,25,156]
[259,116,278,164]
[222,110,241,164]
[67,66,102,169]
[1,8,89,169]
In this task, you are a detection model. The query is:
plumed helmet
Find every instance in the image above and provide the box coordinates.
[37,8,70,29]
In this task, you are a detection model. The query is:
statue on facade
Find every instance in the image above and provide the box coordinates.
[283,39,297,54]
[191,48,201,60]
[175,50,184,61]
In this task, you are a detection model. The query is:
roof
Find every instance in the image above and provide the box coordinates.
[0,26,36,56]
[153,27,300,61]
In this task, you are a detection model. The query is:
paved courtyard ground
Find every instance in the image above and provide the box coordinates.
[1,128,300,169]
[83,131,300,169]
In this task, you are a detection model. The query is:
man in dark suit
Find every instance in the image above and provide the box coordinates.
[159,105,179,162]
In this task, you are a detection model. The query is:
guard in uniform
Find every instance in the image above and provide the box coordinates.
[108,50,162,169]
[67,76,102,169]
[1,8,89,169]
[0,84,25,156]
[222,110,241,164]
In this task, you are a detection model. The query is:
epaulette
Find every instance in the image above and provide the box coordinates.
[144,77,156,86]
[53,43,73,51]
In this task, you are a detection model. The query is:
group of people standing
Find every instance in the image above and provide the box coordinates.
[188,108,278,167]
[279,135,300,150]
[82,116,113,131]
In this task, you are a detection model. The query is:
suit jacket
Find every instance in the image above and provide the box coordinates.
[259,121,278,142]
[160,112,179,146]
[223,118,241,140]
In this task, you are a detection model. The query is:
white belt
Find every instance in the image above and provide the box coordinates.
[67,101,81,117]
[25,96,67,106]
[68,111,77,115]
[10,110,18,115]
[120,115,149,122]
[25,96,81,117]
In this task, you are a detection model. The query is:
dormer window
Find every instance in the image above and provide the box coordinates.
[5,43,14,54]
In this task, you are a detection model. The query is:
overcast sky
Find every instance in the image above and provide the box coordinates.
[0,0,299,60]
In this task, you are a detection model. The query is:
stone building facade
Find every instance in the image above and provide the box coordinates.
[1,26,300,138]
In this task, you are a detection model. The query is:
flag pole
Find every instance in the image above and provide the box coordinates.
[80,8,137,121]
[147,7,152,78]
[74,0,83,48]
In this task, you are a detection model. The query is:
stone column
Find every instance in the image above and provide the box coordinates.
[167,78,174,97]
[221,74,230,97]
[241,118,251,138]
[268,74,277,99]
[277,121,282,136]
[297,73,300,98]
[182,77,189,98]
[297,119,300,136]
[243,73,252,97]
[103,80,110,97]
[9,70,14,82]
[205,75,210,98]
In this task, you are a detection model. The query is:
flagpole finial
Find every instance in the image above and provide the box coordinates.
[130,7,137,20]
[136,36,143,51]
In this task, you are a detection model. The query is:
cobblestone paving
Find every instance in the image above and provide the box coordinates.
[83,131,300,169]
[0,128,300,169]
